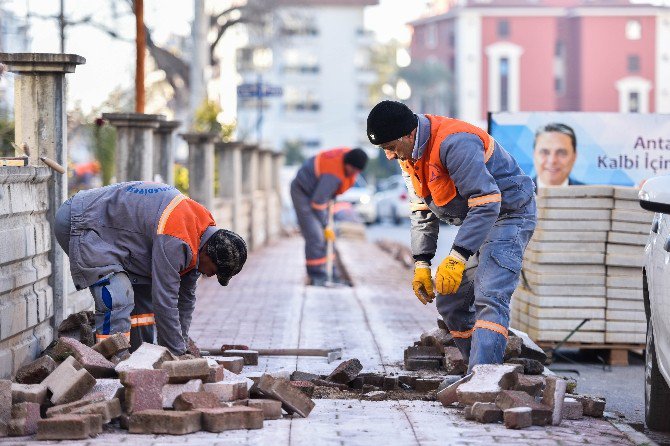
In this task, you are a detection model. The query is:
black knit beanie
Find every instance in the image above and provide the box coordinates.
[343,148,368,171]
[206,229,248,286]
[367,100,417,145]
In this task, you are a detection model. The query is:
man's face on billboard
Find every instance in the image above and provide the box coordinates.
[533,131,577,186]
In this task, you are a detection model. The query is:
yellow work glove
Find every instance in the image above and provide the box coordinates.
[435,250,467,295]
[324,227,336,242]
[412,261,435,305]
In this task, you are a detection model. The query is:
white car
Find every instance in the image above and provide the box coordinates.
[375,174,410,225]
[337,175,376,224]
[640,174,670,431]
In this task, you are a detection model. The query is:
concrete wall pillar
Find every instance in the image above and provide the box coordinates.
[270,151,285,240]
[102,113,164,182]
[181,132,216,209]
[215,142,244,235]
[153,120,180,185]
[0,52,85,328]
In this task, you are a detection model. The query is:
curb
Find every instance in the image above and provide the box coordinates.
[610,421,659,446]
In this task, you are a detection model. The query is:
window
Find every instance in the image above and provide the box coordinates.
[626,20,642,40]
[499,58,509,111]
[425,23,437,49]
[628,92,640,113]
[628,55,640,73]
[497,20,510,38]
[555,41,564,57]
[555,77,564,94]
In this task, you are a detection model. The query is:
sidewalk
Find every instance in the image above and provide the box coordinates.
[0,236,651,445]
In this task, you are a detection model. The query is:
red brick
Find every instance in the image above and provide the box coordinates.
[221,344,249,351]
[41,357,97,405]
[70,398,122,423]
[572,394,606,418]
[382,376,398,390]
[220,350,258,366]
[503,407,533,429]
[46,394,106,418]
[91,333,131,359]
[186,337,202,357]
[513,374,545,397]
[203,381,248,402]
[257,374,314,418]
[128,410,201,435]
[7,402,40,436]
[471,402,503,424]
[11,383,47,405]
[51,336,116,378]
[161,359,210,383]
[36,415,91,440]
[414,378,442,392]
[14,356,56,384]
[326,359,363,384]
[199,407,264,432]
[162,379,204,408]
[119,369,169,413]
[205,364,225,383]
[541,376,567,425]
[173,392,221,411]
[248,399,283,420]
[495,390,552,426]
[444,347,467,375]
[215,356,244,374]
[0,380,11,424]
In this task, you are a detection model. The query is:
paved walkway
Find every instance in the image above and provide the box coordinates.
[0,236,652,445]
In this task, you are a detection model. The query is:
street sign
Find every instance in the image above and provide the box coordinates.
[237,83,283,98]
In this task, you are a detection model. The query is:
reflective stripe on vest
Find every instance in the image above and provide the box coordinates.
[400,115,497,207]
[131,313,156,327]
[314,147,357,195]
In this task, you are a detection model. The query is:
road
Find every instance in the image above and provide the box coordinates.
[365,221,670,445]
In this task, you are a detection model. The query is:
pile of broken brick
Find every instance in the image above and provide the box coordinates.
[410,322,607,429]
[1,329,318,440]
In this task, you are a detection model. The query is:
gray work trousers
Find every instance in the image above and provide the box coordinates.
[54,199,155,350]
[290,180,328,283]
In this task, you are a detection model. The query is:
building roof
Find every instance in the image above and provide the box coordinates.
[275,0,378,6]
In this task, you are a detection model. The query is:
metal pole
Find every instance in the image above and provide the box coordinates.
[59,0,65,53]
[135,0,145,113]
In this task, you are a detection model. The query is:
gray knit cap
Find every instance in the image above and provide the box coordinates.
[206,229,247,286]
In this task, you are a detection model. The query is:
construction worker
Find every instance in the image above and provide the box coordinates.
[367,101,536,372]
[290,147,368,286]
[53,181,247,356]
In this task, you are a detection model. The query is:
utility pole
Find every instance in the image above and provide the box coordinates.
[135,0,145,113]
[58,0,65,53]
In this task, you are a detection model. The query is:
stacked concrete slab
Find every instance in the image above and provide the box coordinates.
[605,187,652,344]
[511,186,613,344]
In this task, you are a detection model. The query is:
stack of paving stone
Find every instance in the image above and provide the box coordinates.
[605,187,653,344]
[511,186,613,344]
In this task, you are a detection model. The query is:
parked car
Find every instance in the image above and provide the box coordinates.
[337,174,376,224]
[640,174,670,431]
[375,174,410,225]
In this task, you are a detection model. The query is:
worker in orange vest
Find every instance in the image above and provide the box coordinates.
[367,101,536,372]
[290,147,368,286]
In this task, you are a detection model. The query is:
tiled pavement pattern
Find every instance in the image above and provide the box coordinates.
[0,237,648,445]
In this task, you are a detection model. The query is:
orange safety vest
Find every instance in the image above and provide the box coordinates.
[156,195,216,275]
[314,147,357,195]
[400,115,496,207]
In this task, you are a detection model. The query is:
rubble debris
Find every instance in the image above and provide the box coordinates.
[572,394,606,418]
[185,337,202,358]
[0,380,11,424]
[290,380,316,397]
[257,374,315,418]
[248,399,283,420]
[200,407,264,432]
[204,381,248,402]
[437,374,472,407]
[7,402,40,436]
[327,358,363,384]
[509,328,548,364]
[420,327,454,348]
[312,379,350,390]
[46,394,106,418]
[495,390,552,426]
[37,414,98,440]
[404,346,444,371]
[15,356,57,384]
[443,347,467,375]
[506,358,544,375]
[51,336,116,378]
[206,364,225,383]
[128,410,201,435]
[563,397,584,420]
[503,407,533,429]
[70,398,122,423]
[209,356,245,374]
[84,378,124,401]
[119,369,169,413]
[161,358,210,383]
[513,374,544,397]
[162,379,204,408]
[291,371,320,382]
[173,392,220,411]
[362,390,387,401]
[541,376,567,425]
[456,364,522,405]
[471,402,503,424]
[57,311,96,347]
[414,378,442,392]
[91,333,131,359]
[11,383,47,405]
[115,342,174,372]
[42,356,97,405]
[504,335,523,360]
[382,376,398,391]
[220,349,259,366]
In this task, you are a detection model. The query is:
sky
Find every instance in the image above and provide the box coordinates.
[2,0,427,113]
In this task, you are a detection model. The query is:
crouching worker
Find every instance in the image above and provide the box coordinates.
[290,147,368,286]
[53,182,248,356]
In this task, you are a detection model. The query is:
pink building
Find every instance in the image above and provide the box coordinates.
[408,0,670,125]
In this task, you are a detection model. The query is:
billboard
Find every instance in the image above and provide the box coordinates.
[488,112,670,187]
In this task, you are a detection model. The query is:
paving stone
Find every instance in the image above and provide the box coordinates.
[119,368,169,413]
[36,415,91,440]
[220,344,249,351]
[57,311,94,333]
[161,358,210,383]
[513,374,545,397]
[210,356,245,374]
[128,409,201,435]
[363,390,387,401]
[206,364,226,383]
[382,376,398,390]
[7,402,40,436]
[504,335,522,360]
[506,358,544,375]
[437,374,472,406]
[405,358,443,371]
[70,398,122,423]
[541,376,567,425]
[290,370,319,382]
[173,391,221,411]
[91,333,131,359]
[0,380,12,424]
[81,413,104,435]
[185,336,202,358]
[563,397,584,420]
[572,394,606,417]
[463,405,474,420]
[420,327,454,347]
[495,390,553,426]
[219,349,258,366]
[509,328,548,363]
[162,379,204,408]
[199,406,264,432]
[360,373,385,387]
[115,342,174,372]
[503,407,533,429]
[51,336,116,378]
[350,377,365,390]
[312,378,350,390]
[456,364,522,405]
[46,394,106,418]
[471,402,503,424]
[248,399,283,420]
[11,383,47,404]
[204,381,248,402]
[444,346,467,375]
[326,358,363,384]
[14,355,56,384]
[404,346,444,371]
[83,378,124,401]
[290,380,316,397]
[257,374,315,418]
[42,356,97,405]
[414,378,442,392]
